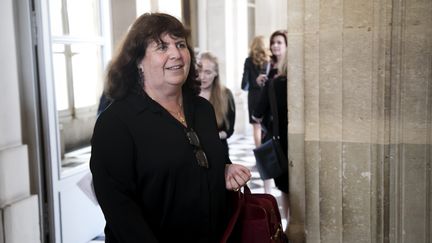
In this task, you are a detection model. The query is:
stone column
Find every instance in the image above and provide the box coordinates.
[388,0,432,242]
[286,0,306,241]
[287,0,432,242]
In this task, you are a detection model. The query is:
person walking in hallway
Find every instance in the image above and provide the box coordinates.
[241,36,270,148]
[253,29,290,235]
[90,13,251,243]
[198,51,236,153]
[241,36,273,192]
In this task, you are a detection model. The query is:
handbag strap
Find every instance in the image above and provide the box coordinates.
[220,190,244,243]
[268,80,280,138]
[221,185,253,242]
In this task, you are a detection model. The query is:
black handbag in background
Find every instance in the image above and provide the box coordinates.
[253,80,288,180]
[253,137,288,180]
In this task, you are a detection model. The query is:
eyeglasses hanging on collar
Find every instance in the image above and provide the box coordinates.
[185,128,209,168]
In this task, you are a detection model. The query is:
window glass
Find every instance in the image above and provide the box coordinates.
[52,44,69,110]
[48,0,109,173]
[67,0,101,36]
[49,0,64,35]
[49,0,101,36]
[71,44,102,108]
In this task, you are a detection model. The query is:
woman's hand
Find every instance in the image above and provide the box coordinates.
[219,131,228,139]
[225,164,251,191]
[251,115,262,123]
[256,74,268,87]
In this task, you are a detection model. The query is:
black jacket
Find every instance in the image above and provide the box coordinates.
[253,76,288,156]
[241,57,262,91]
[90,91,231,243]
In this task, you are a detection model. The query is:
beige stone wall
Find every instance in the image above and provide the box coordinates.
[389,0,432,242]
[287,0,432,242]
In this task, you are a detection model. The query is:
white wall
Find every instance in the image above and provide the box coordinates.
[0,0,40,242]
[111,0,137,50]
[197,0,250,135]
[255,0,288,37]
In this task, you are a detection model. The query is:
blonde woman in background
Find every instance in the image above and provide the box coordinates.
[198,52,236,153]
[241,36,272,192]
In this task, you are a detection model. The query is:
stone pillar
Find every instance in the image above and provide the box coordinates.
[286,0,306,241]
[201,0,227,83]
[388,0,432,242]
[287,0,432,242]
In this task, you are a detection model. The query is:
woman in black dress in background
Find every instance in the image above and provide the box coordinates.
[253,30,289,235]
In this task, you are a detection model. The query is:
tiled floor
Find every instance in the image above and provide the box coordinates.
[90,133,286,242]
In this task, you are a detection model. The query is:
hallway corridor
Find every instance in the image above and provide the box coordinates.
[89,133,287,242]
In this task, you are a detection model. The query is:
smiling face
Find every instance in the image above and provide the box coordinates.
[198,58,217,90]
[270,35,287,60]
[139,33,191,92]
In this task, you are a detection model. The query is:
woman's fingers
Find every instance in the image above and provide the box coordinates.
[232,168,251,188]
[225,164,252,190]
[227,176,239,190]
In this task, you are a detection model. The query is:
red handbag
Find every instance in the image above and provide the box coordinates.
[221,185,288,243]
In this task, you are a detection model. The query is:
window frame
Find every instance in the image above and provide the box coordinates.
[49,0,111,121]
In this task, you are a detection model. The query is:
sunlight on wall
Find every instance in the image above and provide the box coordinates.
[224,0,248,91]
[136,0,151,15]
[158,0,182,20]
[136,0,182,20]
[225,0,234,90]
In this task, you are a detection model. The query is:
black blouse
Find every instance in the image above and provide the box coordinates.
[90,91,231,243]
[253,76,288,155]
